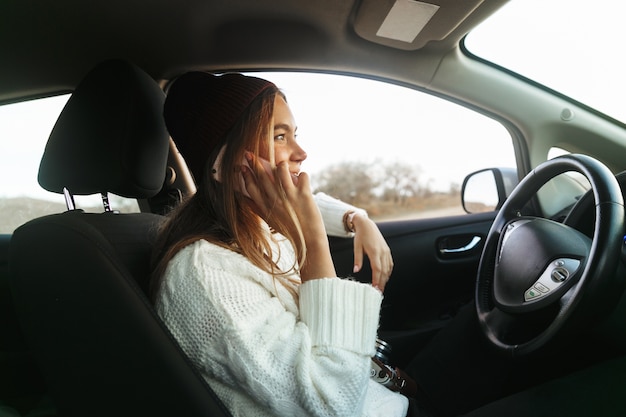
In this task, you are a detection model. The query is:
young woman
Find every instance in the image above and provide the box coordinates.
[150,72,410,416]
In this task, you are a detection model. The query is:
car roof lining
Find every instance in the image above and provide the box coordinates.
[0,0,508,103]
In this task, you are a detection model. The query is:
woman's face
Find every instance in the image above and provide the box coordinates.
[269,95,307,176]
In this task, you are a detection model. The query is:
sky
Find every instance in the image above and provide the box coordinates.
[464,0,626,124]
[2,0,624,201]
[0,96,69,199]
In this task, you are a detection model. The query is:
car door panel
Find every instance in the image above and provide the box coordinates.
[329,211,496,365]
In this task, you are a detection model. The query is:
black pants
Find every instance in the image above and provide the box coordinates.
[404,297,626,417]
[403,304,517,417]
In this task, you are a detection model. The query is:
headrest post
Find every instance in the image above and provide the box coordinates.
[101,192,112,212]
[63,187,76,211]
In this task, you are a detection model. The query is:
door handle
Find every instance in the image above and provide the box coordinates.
[439,235,482,255]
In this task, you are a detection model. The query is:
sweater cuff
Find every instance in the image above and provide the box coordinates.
[299,278,382,356]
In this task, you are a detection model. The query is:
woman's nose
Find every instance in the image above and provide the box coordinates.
[291,142,307,162]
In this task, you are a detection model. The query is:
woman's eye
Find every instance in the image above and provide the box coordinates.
[275,134,286,141]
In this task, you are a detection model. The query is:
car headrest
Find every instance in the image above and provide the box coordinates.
[38,59,169,198]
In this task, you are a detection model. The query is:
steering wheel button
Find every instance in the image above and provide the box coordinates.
[524,288,543,301]
[534,282,550,293]
[551,267,569,282]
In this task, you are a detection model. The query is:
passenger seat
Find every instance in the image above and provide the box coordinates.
[8,59,233,417]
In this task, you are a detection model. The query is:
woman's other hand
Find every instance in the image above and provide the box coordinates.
[351,214,394,292]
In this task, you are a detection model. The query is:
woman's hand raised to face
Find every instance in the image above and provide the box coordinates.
[242,155,336,281]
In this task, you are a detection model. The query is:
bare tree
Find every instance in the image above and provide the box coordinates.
[313,161,377,205]
[312,159,462,219]
[382,162,423,205]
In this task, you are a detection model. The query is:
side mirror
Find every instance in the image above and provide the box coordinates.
[461,168,518,214]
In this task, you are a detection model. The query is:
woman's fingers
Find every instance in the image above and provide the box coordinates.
[352,215,394,292]
[275,161,307,192]
[242,157,301,220]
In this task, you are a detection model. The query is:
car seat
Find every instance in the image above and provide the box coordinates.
[8,59,232,417]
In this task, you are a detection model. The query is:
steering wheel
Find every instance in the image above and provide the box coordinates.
[475,154,625,356]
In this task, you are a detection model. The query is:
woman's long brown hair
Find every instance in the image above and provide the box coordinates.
[149,87,305,302]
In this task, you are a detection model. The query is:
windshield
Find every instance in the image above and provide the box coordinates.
[465,0,626,124]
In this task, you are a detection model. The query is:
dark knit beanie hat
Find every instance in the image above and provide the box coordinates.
[163,72,276,183]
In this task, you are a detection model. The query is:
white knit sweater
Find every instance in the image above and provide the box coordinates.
[155,233,408,416]
[312,192,357,237]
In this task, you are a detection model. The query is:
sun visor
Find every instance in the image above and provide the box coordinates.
[353,0,484,50]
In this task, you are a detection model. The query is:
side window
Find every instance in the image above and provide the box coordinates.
[254,72,516,221]
[0,95,139,234]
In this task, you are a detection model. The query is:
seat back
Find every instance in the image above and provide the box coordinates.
[1,233,54,416]
[9,60,232,417]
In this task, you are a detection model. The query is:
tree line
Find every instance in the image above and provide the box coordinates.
[311,159,460,219]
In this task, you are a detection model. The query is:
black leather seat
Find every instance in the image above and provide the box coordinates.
[9,60,232,417]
